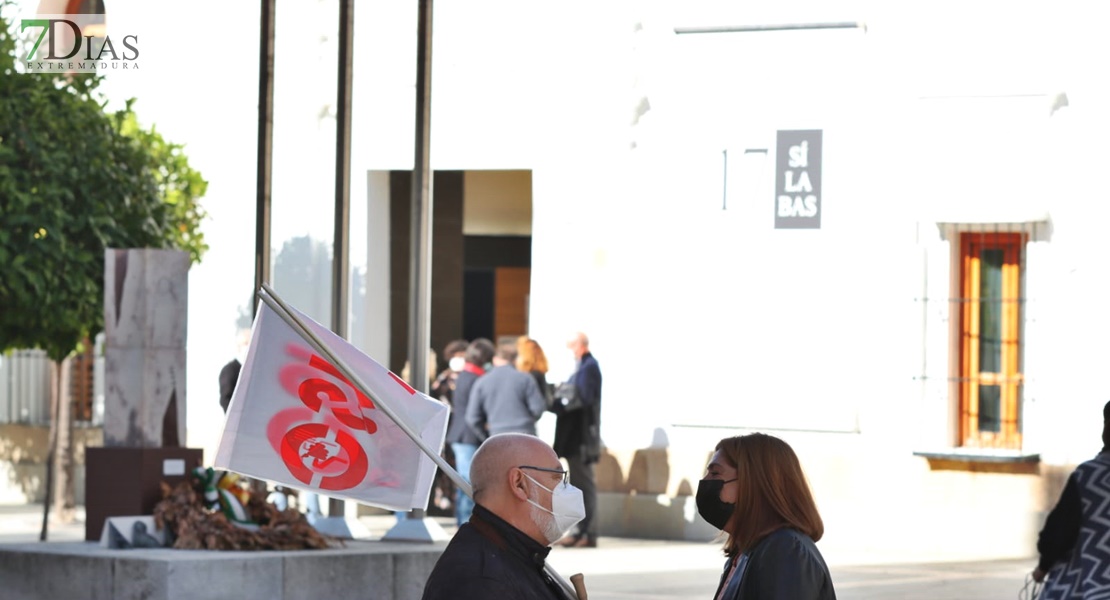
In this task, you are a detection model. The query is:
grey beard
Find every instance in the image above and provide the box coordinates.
[528,487,563,545]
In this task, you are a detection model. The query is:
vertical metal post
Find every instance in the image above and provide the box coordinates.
[333,0,353,335]
[722,149,728,210]
[254,0,275,315]
[327,0,355,520]
[408,0,434,395]
[383,0,448,542]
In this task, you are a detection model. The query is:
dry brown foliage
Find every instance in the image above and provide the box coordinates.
[153,476,341,551]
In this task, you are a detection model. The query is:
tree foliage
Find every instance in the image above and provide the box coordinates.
[0,12,207,361]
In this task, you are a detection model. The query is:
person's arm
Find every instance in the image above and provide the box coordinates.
[524,376,546,420]
[430,369,453,399]
[743,531,831,600]
[1035,473,1082,578]
[464,381,489,441]
[577,359,602,408]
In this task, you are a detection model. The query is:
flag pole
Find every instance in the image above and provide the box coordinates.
[258,284,471,498]
[258,284,581,600]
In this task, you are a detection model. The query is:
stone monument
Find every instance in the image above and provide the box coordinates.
[85,249,203,540]
[102,248,188,447]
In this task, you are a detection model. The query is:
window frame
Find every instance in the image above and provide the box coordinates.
[956,232,1026,449]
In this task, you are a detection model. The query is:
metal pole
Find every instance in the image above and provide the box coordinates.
[408,0,433,395]
[328,0,355,519]
[722,149,728,210]
[258,286,576,595]
[386,0,439,538]
[674,22,864,35]
[254,0,275,316]
[258,285,470,497]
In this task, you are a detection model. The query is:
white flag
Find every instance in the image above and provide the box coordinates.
[214,302,449,511]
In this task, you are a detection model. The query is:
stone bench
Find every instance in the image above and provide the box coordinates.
[0,540,444,600]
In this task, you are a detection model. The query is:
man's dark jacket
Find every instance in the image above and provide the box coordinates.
[421,504,565,600]
[553,352,602,463]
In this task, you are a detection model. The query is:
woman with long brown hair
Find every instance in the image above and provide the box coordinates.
[515,336,553,408]
[698,433,836,600]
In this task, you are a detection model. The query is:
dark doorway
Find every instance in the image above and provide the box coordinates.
[463,235,531,343]
[463,268,495,342]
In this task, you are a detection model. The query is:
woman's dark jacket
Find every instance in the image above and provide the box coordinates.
[714,528,836,600]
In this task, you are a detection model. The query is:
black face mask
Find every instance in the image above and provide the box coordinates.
[696,478,737,530]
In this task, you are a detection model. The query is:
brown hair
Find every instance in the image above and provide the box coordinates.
[443,339,469,359]
[515,336,549,374]
[715,433,823,556]
[465,338,496,366]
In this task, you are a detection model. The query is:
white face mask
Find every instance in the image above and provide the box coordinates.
[523,473,585,545]
[527,487,563,545]
[449,356,466,372]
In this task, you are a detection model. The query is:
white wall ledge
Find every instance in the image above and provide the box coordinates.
[913,449,1041,464]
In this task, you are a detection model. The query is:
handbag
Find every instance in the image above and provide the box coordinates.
[554,382,584,411]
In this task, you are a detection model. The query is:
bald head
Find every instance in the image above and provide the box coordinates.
[567,332,589,359]
[470,433,563,545]
[471,434,556,500]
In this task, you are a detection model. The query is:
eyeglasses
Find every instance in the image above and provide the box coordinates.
[518,465,569,488]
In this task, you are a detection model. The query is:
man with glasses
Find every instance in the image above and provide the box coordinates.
[422,433,586,600]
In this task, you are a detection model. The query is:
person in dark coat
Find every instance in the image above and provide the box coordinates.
[447,338,495,526]
[218,358,240,413]
[699,433,835,600]
[218,328,252,413]
[1033,400,1110,599]
[552,332,602,548]
[430,339,469,405]
[422,433,585,600]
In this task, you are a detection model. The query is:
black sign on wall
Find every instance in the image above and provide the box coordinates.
[774,129,822,229]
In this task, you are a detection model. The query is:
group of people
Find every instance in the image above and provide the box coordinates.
[430,332,603,549]
[421,332,841,599]
[423,429,837,600]
[225,324,1110,599]
[420,397,1110,600]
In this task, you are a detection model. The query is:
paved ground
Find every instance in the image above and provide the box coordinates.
[544,537,1036,600]
[1,504,1038,599]
[563,560,1037,600]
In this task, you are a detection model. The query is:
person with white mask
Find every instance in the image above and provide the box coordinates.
[422,433,586,600]
[430,339,469,405]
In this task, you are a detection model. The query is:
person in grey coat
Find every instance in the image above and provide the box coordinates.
[466,344,547,440]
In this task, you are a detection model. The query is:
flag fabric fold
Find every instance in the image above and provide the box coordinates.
[215,301,449,512]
